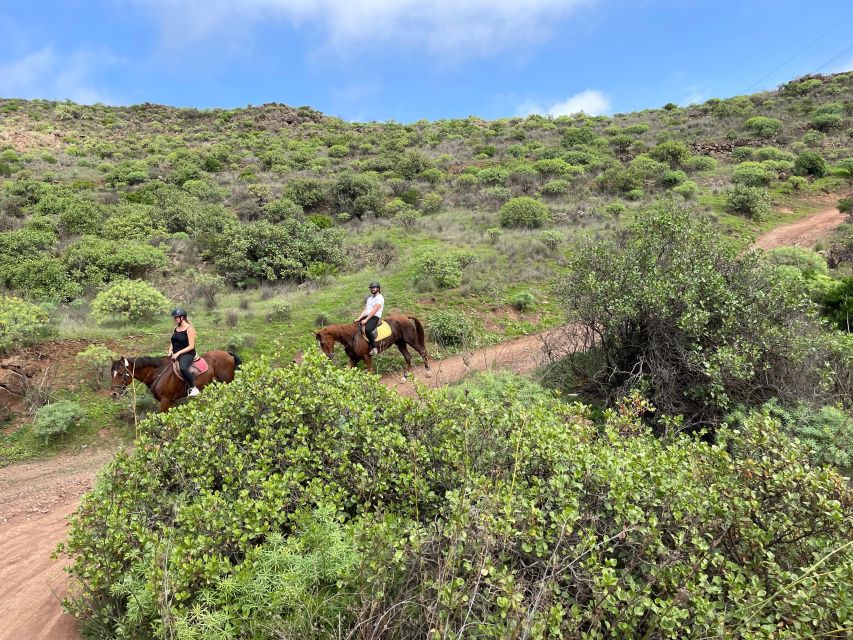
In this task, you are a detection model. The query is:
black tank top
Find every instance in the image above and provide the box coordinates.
[171,328,193,354]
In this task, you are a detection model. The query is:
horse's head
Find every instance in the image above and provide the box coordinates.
[313,330,335,359]
[110,357,132,398]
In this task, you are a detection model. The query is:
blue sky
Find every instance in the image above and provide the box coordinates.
[1,1,851,122]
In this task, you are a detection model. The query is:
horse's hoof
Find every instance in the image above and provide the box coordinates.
[401,376,408,384]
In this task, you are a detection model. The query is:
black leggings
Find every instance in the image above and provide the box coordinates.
[177,352,196,387]
[364,316,380,349]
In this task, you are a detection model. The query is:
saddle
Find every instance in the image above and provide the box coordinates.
[172,355,209,381]
[361,320,393,343]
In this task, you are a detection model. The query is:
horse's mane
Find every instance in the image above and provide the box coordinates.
[130,356,169,369]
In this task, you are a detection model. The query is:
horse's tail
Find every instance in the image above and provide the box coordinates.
[409,316,426,349]
[229,351,242,370]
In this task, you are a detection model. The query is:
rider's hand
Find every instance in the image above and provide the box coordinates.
[360,318,367,325]
[171,354,178,361]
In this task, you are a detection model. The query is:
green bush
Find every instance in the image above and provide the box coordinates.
[765,246,828,277]
[555,203,843,424]
[265,197,303,222]
[788,175,808,191]
[726,184,771,220]
[63,353,853,639]
[426,310,477,346]
[420,191,443,214]
[661,169,687,186]
[0,295,53,354]
[0,255,80,301]
[626,188,645,200]
[75,344,118,390]
[732,161,773,187]
[648,140,691,165]
[100,204,165,241]
[511,290,536,311]
[416,251,474,289]
[745,116,782,138]
[540,178,570,196]
[628,154,668,181]
[33,400,85,443]
[684,156,717,172]
[538,229,563,251]
[752,146,795,162]
[266,300,292,322]
[672,180,699,199]
[838,197,853,217]
[499,197,551,229]
[283,178,326,210]
[821,276,853,331]
[836,158,853,183]
[90,279,169,325]
[801,129,826,148]
[63,236,167,285]
[103,160,149,186]
[476,166,509,186]
[330,172,381,218]
[794,151,828,177]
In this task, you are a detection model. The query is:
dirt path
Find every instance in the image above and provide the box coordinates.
[0,328,571,639]
[754,205,846,250]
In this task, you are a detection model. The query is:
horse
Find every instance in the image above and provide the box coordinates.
[314,312,431,381]
[110,350,241,412]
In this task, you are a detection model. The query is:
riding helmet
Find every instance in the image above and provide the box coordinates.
[368,281,380,289]
[171,308,188,318]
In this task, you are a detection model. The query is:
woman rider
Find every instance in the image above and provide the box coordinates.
[357,282,384,356]
[169,308,200,397]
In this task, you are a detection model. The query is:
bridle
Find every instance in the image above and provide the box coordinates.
[110,357,171,398]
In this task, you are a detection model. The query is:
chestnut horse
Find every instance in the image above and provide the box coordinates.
[110,350,241,412]
[314,312,431,381]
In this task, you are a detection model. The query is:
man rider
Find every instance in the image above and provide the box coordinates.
[358,282,384,356]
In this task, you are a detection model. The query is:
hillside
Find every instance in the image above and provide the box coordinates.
[1,71,852,450]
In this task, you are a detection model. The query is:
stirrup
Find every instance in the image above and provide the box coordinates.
[187,387,200,397]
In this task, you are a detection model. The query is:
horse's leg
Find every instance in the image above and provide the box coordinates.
[160,399,171,412]
[364,355,374,374]
[397,341,412,383]
[411,340,431,377]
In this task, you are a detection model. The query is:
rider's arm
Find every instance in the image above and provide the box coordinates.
[185,326,197,352]
[364,303,381,320]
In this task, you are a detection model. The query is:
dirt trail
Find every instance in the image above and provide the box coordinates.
[754,205,846,250]
[2,203,842,639]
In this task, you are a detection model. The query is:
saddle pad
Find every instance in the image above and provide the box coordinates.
[172,356,209,381]
[363,320,392,342]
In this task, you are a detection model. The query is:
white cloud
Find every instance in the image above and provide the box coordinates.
[0,45,120,104]
[521,89,610,117]
[134,0,597,59]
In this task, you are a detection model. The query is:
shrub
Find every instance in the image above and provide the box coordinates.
[418,167,446,184]
[104,160,149,186]
[626,188,645,200]
[781,179,806,198]
[0,255,80,301]
[730,146,753,162]
[511,290,536,311]
[476,166,509,186]
[744,116,782,138]
[394,208,421,230]
[794,151,828,177]
[100,204,164,241]
[327,144,349,158]
[765,246,828,277]
[485,227,502,243]
[555,203,843,424]
[266,300,292,322]
[752,146,795,162]
[603,201,628,217]
[331,172,381,218]
[661,169,687,186]
[63,236,168,286]
[801,129,826,148]
[837,158,853,183]
[90,279,169,325]
[811,112,843,131]
[265,197,303,222]
[726,184,771,220]
[75,344,119,390]
[732,161,773,187]
[283,178,326,210]
[427,310,477,346]
[482,186,513,203]
[540,178,570,196]
[499,197,551,229]
[648,140,690,165]
[416,251,474,289]
[420,191,443,214]
[0,296,53,354]
[672,180,699,198]
[838,196,853,217]
[561,126,595,147]
[821,276,853,331]
[307,213,333,229]
[628,154,668,181]
[538,229,563,251]
[33,400,85,443]
[63,353,853,639]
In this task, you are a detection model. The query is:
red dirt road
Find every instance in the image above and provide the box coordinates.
[753,205,846,250]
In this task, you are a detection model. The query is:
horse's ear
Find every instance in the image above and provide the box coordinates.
[123,357,129,367]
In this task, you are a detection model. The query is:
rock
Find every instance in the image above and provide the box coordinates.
[0,368,27,395]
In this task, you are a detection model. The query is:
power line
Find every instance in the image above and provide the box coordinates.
[740,11,853,94]
[815,42,853,73]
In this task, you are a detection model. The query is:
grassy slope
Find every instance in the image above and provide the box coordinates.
[1,71,851,460]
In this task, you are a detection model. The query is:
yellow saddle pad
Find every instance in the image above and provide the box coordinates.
[363,320,392,342]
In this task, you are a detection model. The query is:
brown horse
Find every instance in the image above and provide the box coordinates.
[314,312,431,381]
[110,350,241,412]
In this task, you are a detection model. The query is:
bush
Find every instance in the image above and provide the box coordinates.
[801,129,826,148]
[788,175,808,191]
[499,197,551,229]
[648,140,690,165]
[821,276,853,331]
[838,196,853,217]
[420,191,443,214]
[683,155,717,172]
[732,161,773,187]
[540,178,570,196]
[538,229,563,251]
[603,201,628,217]
[266,300,292,322]
[75,344,118,390]
[33,400,85,442]
[104,160,149,186]
[427,310,477,346]
[836,158,853,183]
[0,296,53,354]
[661,169,687,186]
[554,203,843,425]
[794,151,828,177]
[416,251,474,289]
[626,188,645,200]
[511,290,536,311]
[726,184,771,220]
[283,178,326,210]
[672,180,699,198]
[745,116,782,138]
[63,353,853,639]
[476,166,509,186]
[63,236,168,286]
[752,146,795,162]
[100,204,164,241]
[331,172,381,218]
[90,279,169,325]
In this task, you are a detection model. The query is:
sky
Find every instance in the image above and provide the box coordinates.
[1,1,851,122]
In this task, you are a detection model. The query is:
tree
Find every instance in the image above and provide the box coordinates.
[553,203,845,425]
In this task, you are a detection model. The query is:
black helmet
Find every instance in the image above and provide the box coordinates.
[171,308,188,318]
[368,281,380,289]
